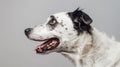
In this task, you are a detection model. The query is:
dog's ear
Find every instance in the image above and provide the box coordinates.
[68,8,93,35]
[72,8,93,25]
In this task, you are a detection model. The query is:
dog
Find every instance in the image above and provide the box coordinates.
[24,8,120,67]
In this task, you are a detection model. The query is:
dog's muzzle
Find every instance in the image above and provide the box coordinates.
[24,28,60,54]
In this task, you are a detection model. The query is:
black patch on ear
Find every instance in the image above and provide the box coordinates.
[68,8,93,35]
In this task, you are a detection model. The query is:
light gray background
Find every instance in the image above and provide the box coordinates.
[0,0,120,67]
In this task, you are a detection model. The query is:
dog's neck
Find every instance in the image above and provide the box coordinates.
[59,31,93,67]
[58,28,119,67]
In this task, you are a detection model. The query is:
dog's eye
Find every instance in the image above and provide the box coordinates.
[50,20,56,24]
[47,17,58,30]
[49,19,57,25]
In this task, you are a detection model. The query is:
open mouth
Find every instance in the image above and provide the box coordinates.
[35,38,60,53]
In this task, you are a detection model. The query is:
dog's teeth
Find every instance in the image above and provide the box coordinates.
[48,46,51,49]
[47,45,49,47]
[49,43,53,45]
[52,40,57,44]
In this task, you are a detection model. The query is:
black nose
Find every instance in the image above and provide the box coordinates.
[24,28,32,37]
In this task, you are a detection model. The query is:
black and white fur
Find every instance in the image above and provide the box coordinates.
[25,8,120,67]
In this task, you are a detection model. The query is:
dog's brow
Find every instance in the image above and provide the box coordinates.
[50,15,58,22]
[50,15,55,19]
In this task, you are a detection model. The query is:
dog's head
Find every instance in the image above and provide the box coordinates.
[24,8,93,54]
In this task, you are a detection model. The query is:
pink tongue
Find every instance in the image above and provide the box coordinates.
[35,40,50,52]
[40,45,45,48]
[35,39,58,53]
[36,44,46,50]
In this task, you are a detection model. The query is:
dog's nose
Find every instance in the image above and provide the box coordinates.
[24,28,32,37]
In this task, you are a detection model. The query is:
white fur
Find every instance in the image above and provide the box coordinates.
[28,12,120,67]
[61,28,120,67]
